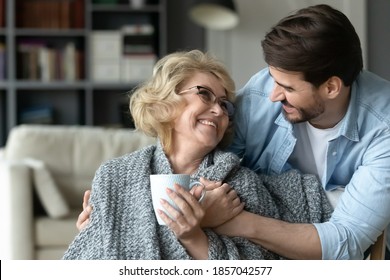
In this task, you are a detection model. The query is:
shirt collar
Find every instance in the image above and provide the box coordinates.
[337,79,360,142]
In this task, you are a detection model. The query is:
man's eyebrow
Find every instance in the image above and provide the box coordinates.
[275,81,294,91]
[269,71,295,91]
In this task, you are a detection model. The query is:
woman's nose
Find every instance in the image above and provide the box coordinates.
[269,84,285,102]
[210,102,224,116]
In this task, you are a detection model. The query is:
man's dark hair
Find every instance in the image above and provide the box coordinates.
[261,4,363,87]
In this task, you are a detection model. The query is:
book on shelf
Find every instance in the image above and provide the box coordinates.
[17,40,45,80]
[37,46,50,81]
[121,24,155,36]
[72,0,85,28]
[0,0,4,28]
[121,24,157,82]
[123,44,154,54]
[16,0,84,29]
[93,0,118,4]
[60,0,71,29]
[121,23,156,55]
[17,40,80,81]
[19,106,54,125]
[0,43,5,80]
[63,42,77,81]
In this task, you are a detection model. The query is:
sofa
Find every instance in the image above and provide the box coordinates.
[0,124,156,260]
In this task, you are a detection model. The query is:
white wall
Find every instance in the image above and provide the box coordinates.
[207,0,367,89]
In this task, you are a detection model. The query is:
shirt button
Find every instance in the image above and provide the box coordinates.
[332,151,337,156]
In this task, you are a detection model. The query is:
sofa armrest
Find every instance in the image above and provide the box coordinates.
[0,160,35,259]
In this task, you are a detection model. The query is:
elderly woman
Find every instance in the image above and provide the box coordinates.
[63,50,332,260]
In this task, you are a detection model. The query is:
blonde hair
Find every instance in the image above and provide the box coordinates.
[129,50,236,154]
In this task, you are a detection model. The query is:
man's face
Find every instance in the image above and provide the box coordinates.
[268,66,326,124]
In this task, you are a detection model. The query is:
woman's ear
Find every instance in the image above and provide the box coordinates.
[324,76,343,99]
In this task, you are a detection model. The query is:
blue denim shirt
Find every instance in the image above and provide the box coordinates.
[227,68,390,259]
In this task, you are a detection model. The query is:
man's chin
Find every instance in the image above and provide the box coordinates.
[283,111,304,124]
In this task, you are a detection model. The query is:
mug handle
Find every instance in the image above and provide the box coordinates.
[189,181,206,203]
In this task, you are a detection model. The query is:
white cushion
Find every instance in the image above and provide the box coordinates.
[23,158,70,218]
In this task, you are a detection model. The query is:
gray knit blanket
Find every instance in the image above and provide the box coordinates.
[63,143,332,260]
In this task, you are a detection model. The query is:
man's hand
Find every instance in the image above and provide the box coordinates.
[199,177,244,228]
[76,190,92,231]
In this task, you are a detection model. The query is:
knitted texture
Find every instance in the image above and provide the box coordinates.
[63,142,332,260]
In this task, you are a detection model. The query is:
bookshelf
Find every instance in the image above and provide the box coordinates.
[0,0,167,145]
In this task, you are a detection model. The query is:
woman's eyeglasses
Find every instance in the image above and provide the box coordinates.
[178,86,235,117]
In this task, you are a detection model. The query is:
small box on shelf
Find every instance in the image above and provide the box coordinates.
[90,31,122,82]
[121,54,156,82]
[90,31,122,59]
[90,28,157,83]
[93,62,121,82]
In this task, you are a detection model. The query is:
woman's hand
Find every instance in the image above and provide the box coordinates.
[76,190,92,231]
[200,177,244,228]
[158,183,208,259]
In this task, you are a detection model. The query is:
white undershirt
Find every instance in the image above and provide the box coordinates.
[305,122,341,180]
[289,121,344,209]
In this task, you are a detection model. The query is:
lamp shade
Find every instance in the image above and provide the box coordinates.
[189,0,239,30]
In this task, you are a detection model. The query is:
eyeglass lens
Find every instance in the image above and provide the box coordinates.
[196,87,234,117]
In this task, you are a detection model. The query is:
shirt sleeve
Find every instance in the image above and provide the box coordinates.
[314,133,390,259]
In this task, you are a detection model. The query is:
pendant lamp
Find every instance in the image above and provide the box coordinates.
[189,0,239,30]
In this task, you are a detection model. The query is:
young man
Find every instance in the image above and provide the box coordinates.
[221,4,390,259]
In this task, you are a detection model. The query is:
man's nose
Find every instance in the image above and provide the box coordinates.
[269,84,285,102]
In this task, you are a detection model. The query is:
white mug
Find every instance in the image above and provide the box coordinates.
[150,174,206,225]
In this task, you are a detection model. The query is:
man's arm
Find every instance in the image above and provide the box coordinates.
[76,190,92,231]
[214,210,322,260]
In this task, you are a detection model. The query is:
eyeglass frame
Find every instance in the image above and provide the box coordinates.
[178,85,235,118]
